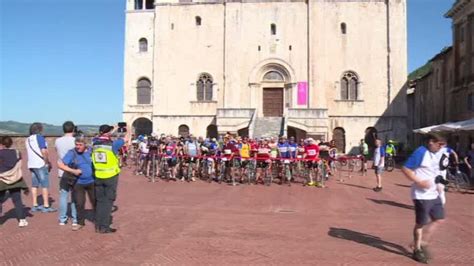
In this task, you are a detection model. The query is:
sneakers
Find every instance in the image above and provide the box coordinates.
[307,181,316,186]
[412,249,428,264]
[41,207,57,213]
[59,221,66,226]
[72,224,83,231]
[18,219,28,227]
[373,186,383,192]
[31,205,44,212]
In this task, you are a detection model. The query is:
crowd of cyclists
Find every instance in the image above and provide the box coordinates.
[118,133,367,187]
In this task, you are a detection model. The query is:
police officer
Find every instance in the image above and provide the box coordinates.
[92,124,127,234]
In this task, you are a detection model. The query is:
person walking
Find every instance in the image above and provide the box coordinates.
[402,133,447,263]
[25,122,56,212]
[373,139,385,192]
[0,136,29,227]
[92,125,126,234]
[55,121,78,226]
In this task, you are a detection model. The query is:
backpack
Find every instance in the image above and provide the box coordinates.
[0,150,23,185]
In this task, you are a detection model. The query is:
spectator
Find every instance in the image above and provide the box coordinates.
[58,134,95,231]
[55,121,78,226]
[25,122,56,212]
[0,136,29,227]
[373,139,385,192]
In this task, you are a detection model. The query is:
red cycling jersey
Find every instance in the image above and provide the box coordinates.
[304,144,320,160]
[256,144,271,160]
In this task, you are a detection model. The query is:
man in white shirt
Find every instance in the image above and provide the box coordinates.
[55,121,78,226]
[25,122,56,212]
[402,133,447,264]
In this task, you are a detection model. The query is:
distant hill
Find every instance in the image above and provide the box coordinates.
[0,121,100,136]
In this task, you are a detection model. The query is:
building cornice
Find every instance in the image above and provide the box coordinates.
[445,0,471,18]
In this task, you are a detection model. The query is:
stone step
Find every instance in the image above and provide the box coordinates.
[253,117,283,138]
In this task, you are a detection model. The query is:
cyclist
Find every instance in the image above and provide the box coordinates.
[385,140,397,157]
[163,137,178,180]
[304,138,320,187]
[221,136,238,184]
[359,139,369,173]
[238,136,252,183]
[147,136,160,179]
[183,135,200,182]
[277,136,292,185]
[137,136,149,175]
[255,138,271,185]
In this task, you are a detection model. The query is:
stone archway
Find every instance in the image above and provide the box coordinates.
[248,59,296,117]
[332,127,346,153]
[132,117,152,136]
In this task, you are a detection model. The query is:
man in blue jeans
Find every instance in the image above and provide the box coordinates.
[25,122,56,213]
[55,121,77,226]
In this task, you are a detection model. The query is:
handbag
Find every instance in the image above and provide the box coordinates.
[59,150,80,190]
[0,150,23,185]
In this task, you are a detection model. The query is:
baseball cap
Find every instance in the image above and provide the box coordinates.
[99,124,114,134]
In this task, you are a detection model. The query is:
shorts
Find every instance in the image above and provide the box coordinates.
[186,157,198,164]
[413,197,445,225]
[240,159,250,168]
[256,160,270,168]
[30,166,50,188]
[306,161,319,168]
[375,166,384,175]
[167,158,177,167]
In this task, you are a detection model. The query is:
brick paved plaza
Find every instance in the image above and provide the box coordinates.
[1,156,473,265]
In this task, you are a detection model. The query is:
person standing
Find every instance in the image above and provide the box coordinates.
[402,133,447,263]
[373,139,385,192]
[55,121,78,226]
[0,136,29,227]
[359,139,369,173]
[92,125,126,234]
[25,122,56,212]
[58,135,95,231]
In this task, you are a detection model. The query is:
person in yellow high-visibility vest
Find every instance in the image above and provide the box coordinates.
[92,124,128,234]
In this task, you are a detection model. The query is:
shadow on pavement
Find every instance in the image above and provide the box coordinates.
[339,183,373,190]
[367,198,414,210]
[328,227,411,257]
[0,206,33,225]
[394,183,411,188]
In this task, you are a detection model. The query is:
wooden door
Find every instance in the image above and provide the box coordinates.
[263,88,283,117]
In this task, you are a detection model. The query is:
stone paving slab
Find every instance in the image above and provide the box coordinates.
[1,158,473,265]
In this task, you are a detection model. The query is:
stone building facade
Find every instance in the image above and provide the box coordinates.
[123,0,408,153]
[407,0,474,151]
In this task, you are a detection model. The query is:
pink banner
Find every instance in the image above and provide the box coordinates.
[297,82,307,105]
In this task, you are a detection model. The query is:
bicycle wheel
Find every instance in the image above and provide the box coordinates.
[386,158,395,172]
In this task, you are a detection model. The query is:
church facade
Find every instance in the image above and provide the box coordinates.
[123,0,408,153]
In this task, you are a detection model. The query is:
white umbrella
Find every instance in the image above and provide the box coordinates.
[459,118,474,131]
[413,125,440,134]
[431,118,474,132]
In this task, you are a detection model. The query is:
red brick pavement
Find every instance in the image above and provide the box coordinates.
[1,158,473,265]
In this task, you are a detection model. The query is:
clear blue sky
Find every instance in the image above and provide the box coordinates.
[0,0,455,125]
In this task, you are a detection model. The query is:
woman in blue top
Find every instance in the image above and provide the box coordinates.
[58,135,95,231]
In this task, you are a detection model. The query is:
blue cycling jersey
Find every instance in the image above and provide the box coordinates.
[278,142,290,158]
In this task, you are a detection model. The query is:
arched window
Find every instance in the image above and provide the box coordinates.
[196,73,213,101]
[195,16,202,26]
[139,38,148,52]
[263,71,284,82]
[341,23,347,34]
[137,78,151,104]
[135,0,143,10]
[145,0,154,9]
[178,124,190,138]
[271,23,277,35]
[340,71,359,100]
